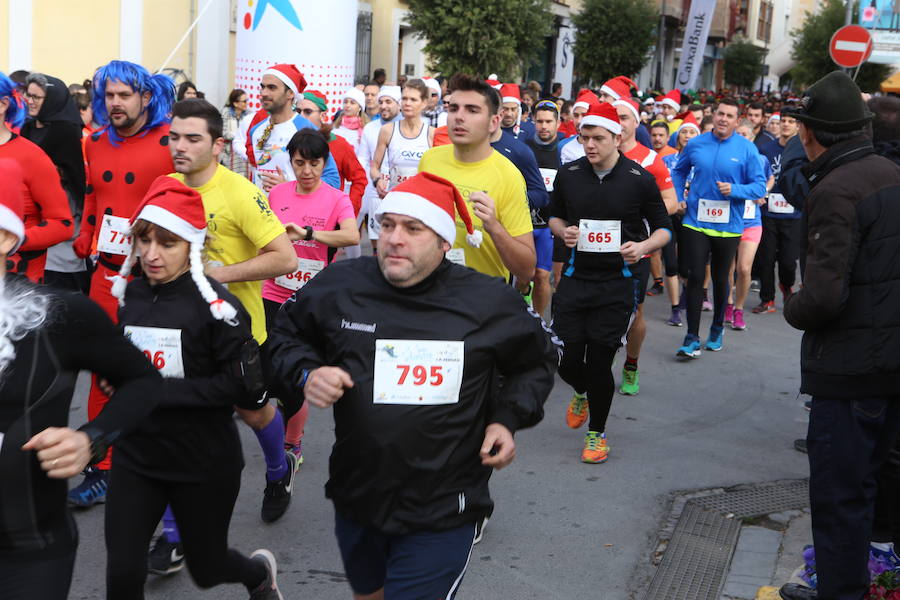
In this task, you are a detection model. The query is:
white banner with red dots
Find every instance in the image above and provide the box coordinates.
[235,0,357,120]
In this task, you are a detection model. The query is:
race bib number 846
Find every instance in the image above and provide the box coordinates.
[373,339,464,405]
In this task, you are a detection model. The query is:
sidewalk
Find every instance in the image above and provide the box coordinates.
[719,509,812,600]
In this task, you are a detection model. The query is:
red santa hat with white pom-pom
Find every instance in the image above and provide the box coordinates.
[108,176,239,324]
[374,172,483,248]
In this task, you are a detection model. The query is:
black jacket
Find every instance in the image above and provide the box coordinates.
[269,258,560,535]
[549,154,671,281]
[0,275,161,557]
[20,75,86,204]
[784,137,900,397]
[116,272,261,481]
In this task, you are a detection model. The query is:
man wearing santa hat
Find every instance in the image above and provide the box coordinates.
[233,63,339,193]
[498,83,535,141]
[659,90,684,134]
[549,103,671,465]
[269,171,559,600]
[612,98,678,396]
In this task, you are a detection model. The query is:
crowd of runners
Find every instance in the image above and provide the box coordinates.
[0,53,898,600]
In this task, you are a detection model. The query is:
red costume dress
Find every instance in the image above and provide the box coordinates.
[0,135,73,282]
[74,124,173,468]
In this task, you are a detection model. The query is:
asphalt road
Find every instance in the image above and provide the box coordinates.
[65,288,810,600]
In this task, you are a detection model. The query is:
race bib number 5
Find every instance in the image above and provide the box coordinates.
[275,258,325,292]
[698,198,731,224]
[577,219,621,253]
[373,339,464,405]
[97,215,133,256]
[124,326,185,378]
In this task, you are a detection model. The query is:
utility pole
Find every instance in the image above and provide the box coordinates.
[845,0,854,26]
[656,0,667,89]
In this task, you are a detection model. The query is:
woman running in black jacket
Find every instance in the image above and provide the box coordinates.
[0,159,162,600]
[103,176,282,599]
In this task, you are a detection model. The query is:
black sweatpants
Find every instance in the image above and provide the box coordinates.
[807,396,900,600]
[757,216,801,303]
[105,466,266,599]
[0,548,76,600]
[552,276,634,433]
[680,225,741,337]
[873,434,900,546]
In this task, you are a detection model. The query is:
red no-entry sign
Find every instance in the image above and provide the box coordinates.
[830,25,873,68]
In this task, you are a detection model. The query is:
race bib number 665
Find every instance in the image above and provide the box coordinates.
[373,339,464,405]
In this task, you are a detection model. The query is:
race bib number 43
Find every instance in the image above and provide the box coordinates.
[373,339,464,405]
[97,215,133,255]
[124,326,185,378]
[698,198,731,224]
[577,219,621,253]
[768,193,795,214]
[275,258,325,292]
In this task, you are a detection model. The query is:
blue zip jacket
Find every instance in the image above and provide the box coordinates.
[671,131,767,235]
[492,130,549,209]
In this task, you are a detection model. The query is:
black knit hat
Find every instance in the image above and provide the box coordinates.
[795,70,873,133]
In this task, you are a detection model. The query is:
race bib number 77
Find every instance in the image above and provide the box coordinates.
[373,339,464,405]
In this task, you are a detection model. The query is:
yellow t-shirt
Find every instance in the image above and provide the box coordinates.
[418,145,532,281]
[170,165,285,344]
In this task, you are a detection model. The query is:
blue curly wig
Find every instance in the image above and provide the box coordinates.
[0,72,26,129]
[92,60,174,141]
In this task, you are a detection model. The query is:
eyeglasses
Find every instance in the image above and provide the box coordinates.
[300,108,320,116]
[24,92,45,101]
[534,100,559,112]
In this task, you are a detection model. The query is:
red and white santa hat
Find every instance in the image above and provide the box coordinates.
[579,102,622,135]
[109,176,238,323]
[499,83,521,104]
[660,89,682,111]
[375,172,483,248]
[678,112,701,134]
[485,75,502,90]
[263,63,307,99]
[0,160,25,255]
[600,76,637,101]
[573,89,601,112]
[612,98,641,122]
[768,112,781,123]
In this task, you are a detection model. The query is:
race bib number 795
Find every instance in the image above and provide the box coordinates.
[373,339,464,405]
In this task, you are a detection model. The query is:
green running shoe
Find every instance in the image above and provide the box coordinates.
[619,368,640,395]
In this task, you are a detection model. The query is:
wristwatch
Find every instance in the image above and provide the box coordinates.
[304,226,314,241]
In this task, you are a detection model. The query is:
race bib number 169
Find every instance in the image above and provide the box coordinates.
[373,339,464,405]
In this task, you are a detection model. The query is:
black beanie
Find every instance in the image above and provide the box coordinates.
[795,70,873,133]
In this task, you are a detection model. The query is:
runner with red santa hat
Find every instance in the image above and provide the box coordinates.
[548,102,671,464]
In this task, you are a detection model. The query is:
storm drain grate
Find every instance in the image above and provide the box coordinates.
[691,479,809,518]
[640,479,809,600]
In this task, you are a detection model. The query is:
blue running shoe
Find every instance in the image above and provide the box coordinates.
[677,334,702,359]
[67,467,109,508]
[870,543,900,571]
[705,325,724,351]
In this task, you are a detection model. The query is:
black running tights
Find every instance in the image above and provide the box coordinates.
[680,225,741,337]
[558,343,618,433]
[105,466,266,599]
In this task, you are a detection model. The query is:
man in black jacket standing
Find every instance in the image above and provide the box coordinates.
[269,172,559,600]
[779,71,900,600]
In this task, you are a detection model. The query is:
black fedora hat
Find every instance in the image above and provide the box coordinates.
[795,70,873,133]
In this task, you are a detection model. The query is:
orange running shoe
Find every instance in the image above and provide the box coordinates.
[581,431,609,464]
[566,392,588,428]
